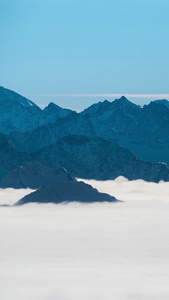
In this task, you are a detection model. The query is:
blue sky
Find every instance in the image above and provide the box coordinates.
[1,0,169,110]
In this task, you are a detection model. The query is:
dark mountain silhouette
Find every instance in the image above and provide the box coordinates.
[15,181,117,205]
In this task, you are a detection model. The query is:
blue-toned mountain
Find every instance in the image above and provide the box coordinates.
[15,181,117,205]
[0,86,72,134]
[0,133,28,177]
[1,87,169,182]
[81,98,169,165]
[0,161,75,189]
[8,96,169,166]
[9,112,97,153]
[31,135,169,182]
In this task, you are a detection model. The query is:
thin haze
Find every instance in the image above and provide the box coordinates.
[0,0,169,109]
[1,178,169,299]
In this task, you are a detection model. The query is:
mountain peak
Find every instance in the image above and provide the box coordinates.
[117,96,132,104]
[113,95,138,108]
[0,86,37,108]
[44,102,60,111]
[119,95,128,101]
[15,181,117,205]
[154,99,169,109]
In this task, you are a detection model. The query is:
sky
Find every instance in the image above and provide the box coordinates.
[1,0,169,110]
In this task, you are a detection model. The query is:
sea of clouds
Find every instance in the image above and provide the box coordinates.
[1,177,169,300]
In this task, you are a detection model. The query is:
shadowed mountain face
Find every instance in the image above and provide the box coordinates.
[81,96,139,118]
[31,135,169,182]
[0,133,28,177]
[82,98,169,143]
[15,181,117,205]
[0,161,75,189]
[154,99,169,109]
[81,99,169,164]
[9,112,96,153]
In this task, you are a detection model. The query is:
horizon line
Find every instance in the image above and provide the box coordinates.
[26,93,169,98]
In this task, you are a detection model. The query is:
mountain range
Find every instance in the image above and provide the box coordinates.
[1,86,169,183]
[31,135,169,182]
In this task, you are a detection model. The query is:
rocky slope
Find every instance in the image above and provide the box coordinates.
[154,99,169,109]
[82,97,169,164]
[31,135,169,182]
[0,133,27,177]
[0,161,75,189]
[9,112,96,153]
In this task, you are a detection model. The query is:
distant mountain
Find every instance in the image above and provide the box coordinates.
[9,111,96,153]
[0,86,36,107]
[31,135,169,182]
[154,99,169,109]
[0,161,75,189]
[81,96,139,119]
[43,102,72,120]
[81,98,169,165]
[15,181,117,205]
[5,92,169,166]
[1,87,169,182]
[0,86,73,134]
[81,96,141,138]
[0,133,27,177]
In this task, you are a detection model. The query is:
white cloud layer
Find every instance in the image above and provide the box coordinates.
[82,176,169,202]
[1,177,169,300]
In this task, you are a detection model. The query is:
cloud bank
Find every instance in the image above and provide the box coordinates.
[1,178,169,300]
[82,176,169,202]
